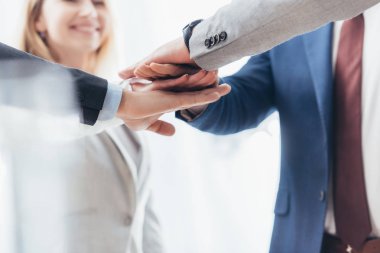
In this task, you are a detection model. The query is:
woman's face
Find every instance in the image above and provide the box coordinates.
[36,0,111,55]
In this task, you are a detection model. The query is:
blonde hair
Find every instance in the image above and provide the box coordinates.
[20,0,115,75]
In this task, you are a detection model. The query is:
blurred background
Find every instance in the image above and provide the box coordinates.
[0,0,280,252]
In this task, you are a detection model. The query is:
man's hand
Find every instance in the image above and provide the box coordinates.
[116,84,230,136]
[126,66,221,126]
[119,38,198,80]
[129,68,219,92]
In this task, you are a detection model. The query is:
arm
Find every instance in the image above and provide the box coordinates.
[142,193,164,253]
[0,42,231,135]
[190,0,380,69]
[177,52,276,135]
[120,0,379,78]
[0,42,107,125]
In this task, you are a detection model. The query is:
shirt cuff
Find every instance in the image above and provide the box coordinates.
[97,82,123,121]
[179,106,208,122]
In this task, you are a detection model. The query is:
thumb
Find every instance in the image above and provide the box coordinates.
[147,120,176,136]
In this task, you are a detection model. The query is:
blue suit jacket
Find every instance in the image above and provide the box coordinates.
[179,24,335,253]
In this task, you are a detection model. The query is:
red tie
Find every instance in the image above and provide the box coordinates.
[333,14,372,251]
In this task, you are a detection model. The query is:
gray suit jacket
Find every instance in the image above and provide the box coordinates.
[64,126,163,253]
[190,0,380,69]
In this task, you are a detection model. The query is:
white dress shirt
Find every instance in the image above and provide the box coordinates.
[324,3,380,237]
[97,82,123,121]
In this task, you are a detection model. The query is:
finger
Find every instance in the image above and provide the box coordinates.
[122,84,231,119]
[135,64,162,79]
[123,114,163,131]
[149,74,190,91]
[150,63,199,77]
[216,83,231,95]
[183,73,219,91]
[119,64,138,79]
[185,70,208,86]
[196,71,219,87]
[149,70,211,92]
[147,120,176,136]
[174,84,231,110]
[169,70,218,91]
[151,84,230,115]
[150,63,183,76]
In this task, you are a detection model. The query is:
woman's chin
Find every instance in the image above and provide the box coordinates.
[68,41,101,54]
[64,28,106,52]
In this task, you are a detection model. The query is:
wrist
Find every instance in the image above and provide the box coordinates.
[176,37,195,64]
[165,37,198,66]
[116,90,129,119]
[151,37,196,66]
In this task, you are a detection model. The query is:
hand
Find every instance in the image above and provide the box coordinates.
[128,66,221,124]
[116,84,230,136]
[119,37,198,80]
[129,67,219,92]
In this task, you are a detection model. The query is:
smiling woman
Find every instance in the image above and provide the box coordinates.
[20,0,113,73]
[14,1,166,253]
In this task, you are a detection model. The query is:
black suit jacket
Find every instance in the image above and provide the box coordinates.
[0,42,108,125]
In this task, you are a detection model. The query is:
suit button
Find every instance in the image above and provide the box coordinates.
[219,31,228,41]
[209,36,216,47]
[319,190,326,202]
[124,214,133,226]
[214,34,220,44]
[205,38,211,48]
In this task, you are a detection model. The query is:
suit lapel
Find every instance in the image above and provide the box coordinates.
[106,128,139,185]
[303,24,334,144]
[105,127,138,216]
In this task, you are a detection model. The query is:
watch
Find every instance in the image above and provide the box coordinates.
[182,19,203,51]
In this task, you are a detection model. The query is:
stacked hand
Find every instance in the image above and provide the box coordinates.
[119,37,198,80]
[117,43,224,136]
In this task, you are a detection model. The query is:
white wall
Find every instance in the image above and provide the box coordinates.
[0,0,26,46]
[0,1,281,252]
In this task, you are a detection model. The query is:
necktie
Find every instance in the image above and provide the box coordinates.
[333,14,372,251]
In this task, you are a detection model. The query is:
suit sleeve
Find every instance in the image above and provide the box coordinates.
[177,52,275,135]
[190,0,379,70]
[0,42,107,125]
